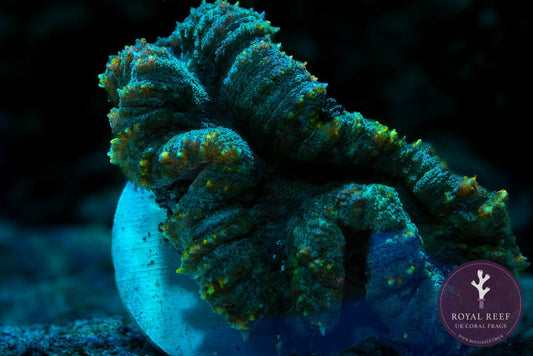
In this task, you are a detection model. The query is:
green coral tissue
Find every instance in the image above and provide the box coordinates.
[99,0,528,353]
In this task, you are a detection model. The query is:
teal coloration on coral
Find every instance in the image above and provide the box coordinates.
[99,1,528,353]
[367,231,452,353]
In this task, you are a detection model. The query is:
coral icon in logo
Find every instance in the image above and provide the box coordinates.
[438,260,523,347]
[471,269,490,309]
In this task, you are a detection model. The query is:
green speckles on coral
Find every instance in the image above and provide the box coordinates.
[100,0,528,352]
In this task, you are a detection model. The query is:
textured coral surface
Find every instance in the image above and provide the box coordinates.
[99,0,528,352]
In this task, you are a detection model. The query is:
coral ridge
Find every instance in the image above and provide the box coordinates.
[99,0,527,352]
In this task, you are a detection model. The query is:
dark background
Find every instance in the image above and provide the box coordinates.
[1,0,531,318]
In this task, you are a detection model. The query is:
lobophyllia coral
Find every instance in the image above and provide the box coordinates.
[99,0,528,352]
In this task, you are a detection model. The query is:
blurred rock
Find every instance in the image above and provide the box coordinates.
[0,316,164,356]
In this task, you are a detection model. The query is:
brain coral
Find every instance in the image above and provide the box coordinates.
[99,0,528,353]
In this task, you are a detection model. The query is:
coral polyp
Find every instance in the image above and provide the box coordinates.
[100,0,527,352]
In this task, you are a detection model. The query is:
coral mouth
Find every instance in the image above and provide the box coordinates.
[177,164,208,182]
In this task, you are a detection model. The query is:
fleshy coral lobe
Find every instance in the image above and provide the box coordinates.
[100,0,528,352]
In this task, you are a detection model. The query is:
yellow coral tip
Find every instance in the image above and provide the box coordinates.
[159,151,170,163]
